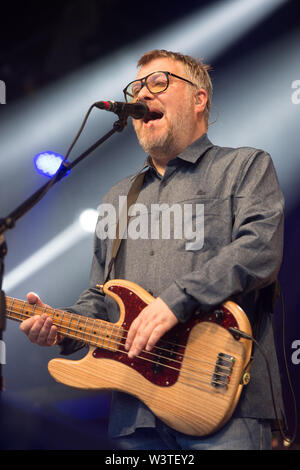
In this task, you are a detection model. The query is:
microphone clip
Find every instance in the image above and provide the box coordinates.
[113,110,129,132]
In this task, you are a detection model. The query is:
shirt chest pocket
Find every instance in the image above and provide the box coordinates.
[156,196,233,253]
[121,196,233,254]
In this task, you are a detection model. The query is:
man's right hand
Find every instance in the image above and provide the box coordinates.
[20,292,64,346]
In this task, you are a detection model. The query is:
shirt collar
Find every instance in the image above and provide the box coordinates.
[129,161,150,181]
[130,133,214,181]
[173,133,214,164]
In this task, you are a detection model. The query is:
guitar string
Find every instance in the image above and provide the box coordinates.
[7,307,235,385]
[6,301,235,373]
[109,318,234,370]
[6,303,235,378]
[6,310,231,389]
[6,304,234,374]
[6,299,235,373]
[6,310,232,389]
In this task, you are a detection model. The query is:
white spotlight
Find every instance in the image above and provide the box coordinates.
[3,210,98,292]
[79,209,98,233]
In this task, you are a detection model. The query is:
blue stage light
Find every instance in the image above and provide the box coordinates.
[34,151,69,178]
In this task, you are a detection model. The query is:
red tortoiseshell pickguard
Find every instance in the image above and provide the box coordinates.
[92,285,238,387]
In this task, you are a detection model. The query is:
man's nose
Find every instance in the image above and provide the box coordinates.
[136,83,154,101]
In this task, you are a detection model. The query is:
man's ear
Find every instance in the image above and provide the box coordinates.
[195,89,207,111]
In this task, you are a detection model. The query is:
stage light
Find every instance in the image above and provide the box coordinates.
[34,151,70,178]
[79,209,98,233]
[3,209,98,292]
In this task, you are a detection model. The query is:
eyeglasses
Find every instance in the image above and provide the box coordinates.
[123,71,197,103]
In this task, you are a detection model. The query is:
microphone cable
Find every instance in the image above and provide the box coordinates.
[34,103,97,203]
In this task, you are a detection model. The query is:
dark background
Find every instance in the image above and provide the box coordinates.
[0,0,299,450]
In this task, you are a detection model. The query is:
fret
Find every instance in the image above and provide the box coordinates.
[24,302,33,319]
[101,322,119,352]
[52,309,72,338]
[102,322,108,349]
[86,317,93,342]
[8,298,14,319]
[42,304,48,318]
[106,323,112,350]
[20,301,25,320]
[93,319,101,347]
[94,320,101,348]
[100,321,105,348]
[65,312,73,338]
[117,325,123,350]
[6,298,11,318]
[90,319,96,345]
[5,295,124,352]
[110,324,115,351]
[52,308,61,324]
[75,315,81,339]
[59,310,64,333]
[82,316,89,341]
[78,317,85,340]
[9,298,14,316]
[32,303,37,316]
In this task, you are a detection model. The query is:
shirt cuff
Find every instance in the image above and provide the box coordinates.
[159,281,199,323]
[58,337,87,356]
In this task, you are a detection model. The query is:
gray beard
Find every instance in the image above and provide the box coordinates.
[135,118,184,161]
[137,131,175,159]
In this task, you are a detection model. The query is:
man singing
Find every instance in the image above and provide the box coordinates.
[20,49,285,450]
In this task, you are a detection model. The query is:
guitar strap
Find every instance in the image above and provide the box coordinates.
[104,171,146,284]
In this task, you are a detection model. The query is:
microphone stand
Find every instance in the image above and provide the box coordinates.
[0,110,128,393]
[0,237,7,392]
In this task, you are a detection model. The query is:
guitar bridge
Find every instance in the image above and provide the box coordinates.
[211,353,235,390]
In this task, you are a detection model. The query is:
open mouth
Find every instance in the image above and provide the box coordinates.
[143,110,164,124]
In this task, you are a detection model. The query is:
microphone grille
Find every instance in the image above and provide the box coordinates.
[132,102,149,119]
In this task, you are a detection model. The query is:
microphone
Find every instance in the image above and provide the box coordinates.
[95,101,149,119]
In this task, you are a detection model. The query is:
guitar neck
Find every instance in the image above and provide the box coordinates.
[5,296,124,352]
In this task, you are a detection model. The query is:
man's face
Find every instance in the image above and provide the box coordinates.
[132,58,200,160]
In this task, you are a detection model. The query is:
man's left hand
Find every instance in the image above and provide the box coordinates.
[125,297,178,359]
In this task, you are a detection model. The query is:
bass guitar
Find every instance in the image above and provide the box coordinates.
[6,278,252,436]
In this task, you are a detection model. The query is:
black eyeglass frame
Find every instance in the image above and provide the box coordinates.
[123,71,197,103]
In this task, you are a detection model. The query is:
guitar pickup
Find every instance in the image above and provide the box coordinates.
[211,353,235,390]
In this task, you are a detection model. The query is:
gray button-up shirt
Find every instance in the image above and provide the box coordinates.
[62,133,285,437]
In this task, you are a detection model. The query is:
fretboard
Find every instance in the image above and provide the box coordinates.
[5,296,124,352]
